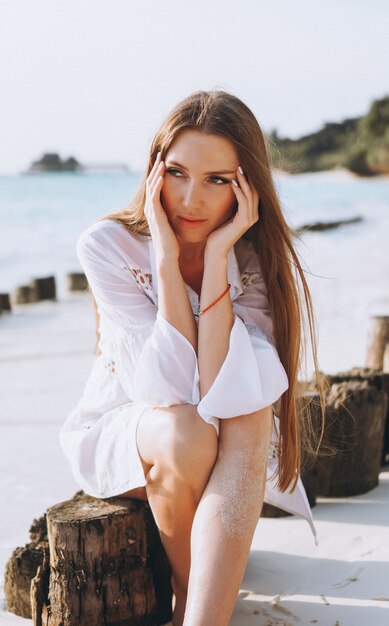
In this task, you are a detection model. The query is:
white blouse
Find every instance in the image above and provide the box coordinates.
[63,218,317,543]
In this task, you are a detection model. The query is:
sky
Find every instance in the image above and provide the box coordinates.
[0,0,388,174]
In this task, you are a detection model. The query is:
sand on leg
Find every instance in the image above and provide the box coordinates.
[182,405,273,626]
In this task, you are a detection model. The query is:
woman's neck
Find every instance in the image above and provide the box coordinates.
[178,239,207,266]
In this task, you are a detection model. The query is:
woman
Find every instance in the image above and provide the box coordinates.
[60,90,323,626]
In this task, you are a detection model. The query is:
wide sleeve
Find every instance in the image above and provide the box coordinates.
[76,225,200,407]
[196,268,288,426]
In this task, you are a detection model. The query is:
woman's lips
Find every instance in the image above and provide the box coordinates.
[178,216,207,228]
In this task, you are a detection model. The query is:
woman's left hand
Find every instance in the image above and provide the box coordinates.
[206,166,259,257]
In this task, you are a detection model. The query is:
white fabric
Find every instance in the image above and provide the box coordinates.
[59,218,317,543]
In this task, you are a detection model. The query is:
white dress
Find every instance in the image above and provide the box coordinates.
[59,218,318,544]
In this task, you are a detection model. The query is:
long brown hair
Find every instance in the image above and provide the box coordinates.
[90,89,325,492]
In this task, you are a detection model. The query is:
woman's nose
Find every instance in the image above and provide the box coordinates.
[182,180,204,211]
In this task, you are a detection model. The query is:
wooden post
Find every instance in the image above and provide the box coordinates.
[0,293,11,311]
[315,380,387,496]
[4,493,173,626]
[13,285,39,304]
[66,272,88,291]
[383,344,389,374]
[366,316,389,369]
[30,276,57,301]
[43,495,165,625]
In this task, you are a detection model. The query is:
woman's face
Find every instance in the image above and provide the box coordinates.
[160,129,239,245]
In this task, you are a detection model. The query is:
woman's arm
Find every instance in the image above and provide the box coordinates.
[146,152,198,352]
[198,248,233,398]
[157,256,198,352]
[198,166,259,400]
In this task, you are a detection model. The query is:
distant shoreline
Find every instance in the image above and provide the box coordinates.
[25,152,130,175]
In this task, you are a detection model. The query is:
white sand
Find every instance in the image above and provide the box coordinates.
[1,294,388,625]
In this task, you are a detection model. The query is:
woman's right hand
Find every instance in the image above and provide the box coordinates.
[145,151,180,263]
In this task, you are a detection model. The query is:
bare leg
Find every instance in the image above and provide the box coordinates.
[183,406,273,626]
[135,404,218,626]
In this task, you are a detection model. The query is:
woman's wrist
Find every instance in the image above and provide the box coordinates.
[156,253,180,275]
[204,242,229,264]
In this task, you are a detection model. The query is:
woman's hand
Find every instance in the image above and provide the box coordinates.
[206,166,259,257]
[145,151,180,263]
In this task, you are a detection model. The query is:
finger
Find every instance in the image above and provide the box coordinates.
[231,180,249,214]
[249,181,260,220]
[236,167,253,199]
[147,151,163,186]
[145,175,164,221]
[149,160,165,192]
[237,168,258,221]
[232,178,257,227]
[148,176,165,215]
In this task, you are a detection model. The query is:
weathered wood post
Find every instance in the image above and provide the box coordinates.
[383,344,389,374]
[366,315,389,370]
[5,493,173,626]
[66,272,88,291]
[31,276,57,301]
[315,379,387,496]
[13,284,40,304]
[0,293,11,311]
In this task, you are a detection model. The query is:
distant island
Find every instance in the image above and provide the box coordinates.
[269,95,389,176]
[27,153,129,174]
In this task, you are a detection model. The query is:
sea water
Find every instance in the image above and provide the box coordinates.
[1,170,389,374]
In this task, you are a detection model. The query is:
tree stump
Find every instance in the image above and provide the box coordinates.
[315,380,387,496]
[66,272,88,291]
[366,315,389,369]
[0,292,11,312]
[4,515,49,618]
[30,276,57,301]
[13,284,39,304]
[383,344,389,374]
[4,492,172,626]
[322,368,389,466]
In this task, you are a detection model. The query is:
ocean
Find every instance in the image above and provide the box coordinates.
[1,170,389,375]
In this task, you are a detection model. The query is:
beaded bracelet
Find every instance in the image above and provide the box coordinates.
[195,284,231,317]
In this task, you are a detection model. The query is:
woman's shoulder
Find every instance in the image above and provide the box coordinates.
[77,218,151,267]
[78,217,149,245]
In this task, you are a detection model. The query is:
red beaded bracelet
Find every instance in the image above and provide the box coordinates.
[195,284,231,317]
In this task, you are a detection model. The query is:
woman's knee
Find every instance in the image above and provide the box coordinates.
[138,403,218,484]
[219,405,273,456]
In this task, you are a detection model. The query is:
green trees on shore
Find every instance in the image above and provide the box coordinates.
[269,96,389,176]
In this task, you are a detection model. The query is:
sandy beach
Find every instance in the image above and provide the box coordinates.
[1,292,389,626]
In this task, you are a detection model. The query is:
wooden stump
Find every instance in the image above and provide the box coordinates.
[4,492,173,626]
[4,515,48,618]
[30,276,57,301]
[315,380,387,496]
[383,344,389,374]
[323,368,389,466]
[0,292,11,312]
[13,284,39,304]
[66,272,88,291]
[366,316,389,369]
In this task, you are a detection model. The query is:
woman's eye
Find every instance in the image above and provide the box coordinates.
[166,168,182,177]
[166,169,228,185]
[209,176,229,185]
